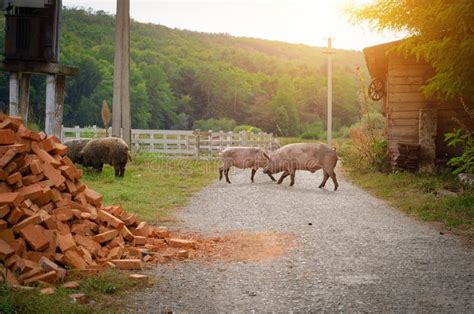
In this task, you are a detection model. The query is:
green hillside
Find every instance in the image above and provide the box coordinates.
[0,7,366,136]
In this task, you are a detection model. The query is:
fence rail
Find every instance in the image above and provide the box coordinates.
[61,126,279,159]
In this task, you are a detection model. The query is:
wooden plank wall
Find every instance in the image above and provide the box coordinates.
[386,55,434,159]
[386,54,474,165]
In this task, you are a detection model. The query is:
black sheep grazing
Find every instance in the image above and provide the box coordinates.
[79,137,131,177]
[64,139,90,165]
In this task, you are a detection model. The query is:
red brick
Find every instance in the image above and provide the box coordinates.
[0,144,26,155]
[39,136,57,152]
[84,188,102,206]
[0,205,9,218]
[52,143,68,156]
[0,228,14,242]
[39,256,66,281]
[29,159,43,175]
[93,229,118,244]
[168,238,196,249]
[74,234,101,255]
[120,226,135,242]
[12,213,43,233]
[0,149,17,168]
[0,117,22,131]
[99,209,124,229]
[23,270,57,285]
[19,129,42,142]
[60,280,79,290]
[7,207,24,224]
[17,184,43,200]
[53,207,74,221]
[0,239,15,260]
[0,129,16,144]
[57,233,76,252]
[63,250,87,270]
[40,287,56,295]
[0,192,23,206]
[31,142,60,166]
[128,273,148,281]
[0,219,6,230]
[42,162,65,188]
[6,269,20,287]
[111,259,142,270]
[132,236,147,246]
[6,172,21,185]
[153,227,170,238]
[19,224,49,251]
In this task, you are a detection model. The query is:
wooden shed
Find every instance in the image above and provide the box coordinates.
[363,40,474,172]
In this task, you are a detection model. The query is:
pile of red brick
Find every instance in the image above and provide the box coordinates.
[0,115,196,287]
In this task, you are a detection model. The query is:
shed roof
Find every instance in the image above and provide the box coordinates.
[363,39,403,79]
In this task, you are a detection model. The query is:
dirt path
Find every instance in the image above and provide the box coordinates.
[127,169,474,312]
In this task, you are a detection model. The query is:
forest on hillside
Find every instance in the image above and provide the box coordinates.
[0,8,367,136]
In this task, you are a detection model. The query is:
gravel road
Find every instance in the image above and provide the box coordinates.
[127,168,474,312]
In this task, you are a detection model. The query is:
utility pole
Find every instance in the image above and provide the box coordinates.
[112,0,131,146]
[323,37,335,146]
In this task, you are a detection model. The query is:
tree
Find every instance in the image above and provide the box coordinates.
[348,0,474,105]
[271,77,300,136]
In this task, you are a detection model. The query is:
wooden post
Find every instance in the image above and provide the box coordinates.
[112,0,131,146]
[240,130,247,146]
[419,109,438,173]
[75,126,80,138]
[195,129,200,160]
[19,73,31,123]
[121,0,131,146]
[9,72,19,116]
[219,131,224,151]
[54,75,65,138]
[208,130,213,159]
[45,74,56,135]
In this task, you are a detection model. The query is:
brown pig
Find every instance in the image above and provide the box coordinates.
[219,147,276,184]
[263,143,339,190]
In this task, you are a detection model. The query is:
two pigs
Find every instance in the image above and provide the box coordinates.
[64,137,131,177]
[219,143,339,190]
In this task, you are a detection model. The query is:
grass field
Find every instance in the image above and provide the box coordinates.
[81,154,219,223]
[343,168,474,238]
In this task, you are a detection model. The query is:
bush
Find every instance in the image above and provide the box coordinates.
[445,129,474,175]
[300,121,326,140]
[343,111,390,172]
[192,118,236,132]
[233,125,263,134]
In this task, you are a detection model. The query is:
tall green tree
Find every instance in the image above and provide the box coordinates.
[348,0,474,105]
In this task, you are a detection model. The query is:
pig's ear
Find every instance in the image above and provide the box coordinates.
[263,152,271,160]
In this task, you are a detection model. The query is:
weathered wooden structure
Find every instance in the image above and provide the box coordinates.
[0,0,79,137]
[363,40,474,172]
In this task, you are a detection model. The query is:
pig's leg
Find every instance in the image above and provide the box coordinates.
[289,170,296,186]
[219,166,223,181]
[224,168,231,184]
[277,171,289,184]
[267,173,276,181]
[319,170,330,188]
[327,168,339,191]
[251,168,257,183]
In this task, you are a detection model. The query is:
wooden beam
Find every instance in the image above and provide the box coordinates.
[45,75,56,136]
[9,72,19,116]
[121,0,131,146]
[112,0,123,138]
[19,73,31,123]
[54,75,65,139]
[0,61,79,76]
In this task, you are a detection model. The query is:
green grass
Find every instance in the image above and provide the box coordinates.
[81,154,219,223]
[344,167,474,236]
[0,270,147,313]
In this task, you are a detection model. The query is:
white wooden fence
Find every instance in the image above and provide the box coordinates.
[61,126,280,159]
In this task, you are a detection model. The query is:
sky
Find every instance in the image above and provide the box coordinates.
[62,0,403,51]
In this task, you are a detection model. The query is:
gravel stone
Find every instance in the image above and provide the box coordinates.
[127,169,474,312]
